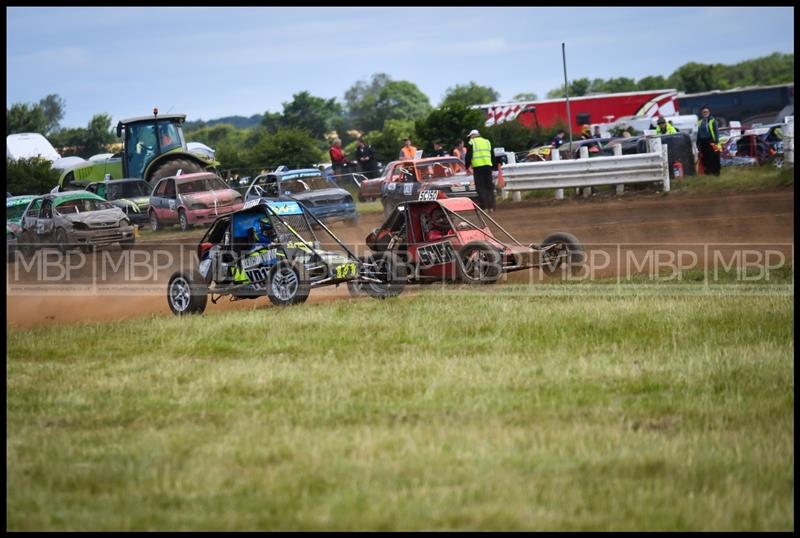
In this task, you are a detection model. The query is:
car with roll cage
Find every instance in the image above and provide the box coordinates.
[356,190,584,287]
[166,198,405,315]
[85,178,153,226]
[244,167,357,225]
[149,171,244,232]
[358,156,479,217]
[6,194,37,257]
[15,190,135,256]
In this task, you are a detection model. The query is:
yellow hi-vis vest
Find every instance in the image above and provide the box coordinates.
[470,136,492,167]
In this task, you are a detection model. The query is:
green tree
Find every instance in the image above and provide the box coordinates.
[547,77,591,98]
[6,157,60,195]
[513,92,538,101]
[344,72,393,132]
[365,119,417,163]
[259,111,283,134]
[440,82,500,108]
[375,81,432,128]
[38,94,66,134]
[280,91,343,139]
[414,104,485,154]
[484,121,536,154]
[6,103,47,135]
[247,128,323,169]
[637,75,668,90]
[668,62,723,93]
[50,114,115,158]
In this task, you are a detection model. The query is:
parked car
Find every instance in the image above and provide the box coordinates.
[16,191,135,255]
[149,172,244,232]
[85,178,153,226]
[245,168,357,225]
[359,156,478,218]
[6,195,36,256]
[358,192,584,286]
[165,198,403,315]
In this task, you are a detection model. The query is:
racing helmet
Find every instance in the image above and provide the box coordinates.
[252,217,274,244]
[431,207,449,231]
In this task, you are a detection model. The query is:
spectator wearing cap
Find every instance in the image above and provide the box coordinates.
[654,116,677,136]
[464,128,495,212]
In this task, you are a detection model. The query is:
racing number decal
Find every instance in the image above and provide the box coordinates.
[418,241,456,267]
[418,190,439,201]
[245,266,271,290]
[403,183,414,196]
[335,262,357,279]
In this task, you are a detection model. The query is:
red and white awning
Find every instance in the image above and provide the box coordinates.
[484,103,535,127]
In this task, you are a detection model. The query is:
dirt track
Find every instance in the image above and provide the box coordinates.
[7,188,794,329]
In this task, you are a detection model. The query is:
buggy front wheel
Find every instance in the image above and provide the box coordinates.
[167,270,208,315]
[267,261,310,306]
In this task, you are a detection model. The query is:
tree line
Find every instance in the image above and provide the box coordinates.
[546,52,794,98]
[7,52,794,183]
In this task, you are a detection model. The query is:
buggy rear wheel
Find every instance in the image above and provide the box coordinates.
[167,270,208,315]
[457,241,502,285]
[267,261,310,306]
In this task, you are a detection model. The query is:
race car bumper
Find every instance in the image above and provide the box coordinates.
[186,203,245,225]
[71,225,136,247]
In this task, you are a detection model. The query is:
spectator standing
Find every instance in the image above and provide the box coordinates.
[593,126,603,139]
[696,105,721,176]
[579,124,592,140]
[428,140,448,158]
[550,130,566,148]
[399,138,417,160]
[355,136,378,179]
[654,116,677,135]
[452,139,467,161]
[329,138,347,180]
[465,129,495,212]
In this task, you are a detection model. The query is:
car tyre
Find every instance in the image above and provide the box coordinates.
[167,270,208,316]
[457,241,503,285]
[538,232,585,275]
[362,252,407,300]
[178,209,192,231]
[18,231,36,258]
[54,228,71,255]
[149,210,161,232]
[267,260,310,307]
[147,158,205,187]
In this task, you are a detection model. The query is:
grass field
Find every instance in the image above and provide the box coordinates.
[6,271,794,530]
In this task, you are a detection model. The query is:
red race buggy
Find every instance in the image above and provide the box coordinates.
[360,191,584,285]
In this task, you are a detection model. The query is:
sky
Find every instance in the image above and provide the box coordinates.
[6,6,795,129]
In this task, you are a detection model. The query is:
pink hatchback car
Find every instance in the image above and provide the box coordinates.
[149,172,244,231]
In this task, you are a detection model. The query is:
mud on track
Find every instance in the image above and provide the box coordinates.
[7,188,794,329]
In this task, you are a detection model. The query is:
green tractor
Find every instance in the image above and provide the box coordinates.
[58,109,219,190]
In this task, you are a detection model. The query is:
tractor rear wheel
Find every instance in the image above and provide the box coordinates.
[147,158,205,187]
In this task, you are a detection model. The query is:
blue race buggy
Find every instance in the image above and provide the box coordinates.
[166,199,405,315]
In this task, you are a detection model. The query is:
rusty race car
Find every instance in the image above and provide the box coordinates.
[355,191,584,286]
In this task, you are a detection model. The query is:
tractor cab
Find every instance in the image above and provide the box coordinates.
[117,114,186,179]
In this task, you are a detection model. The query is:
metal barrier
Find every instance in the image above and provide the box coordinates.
[501,138,670,201]
[785,119,794,166]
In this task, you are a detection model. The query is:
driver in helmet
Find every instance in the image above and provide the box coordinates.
[248,216,276,248]
[425,206,452,241]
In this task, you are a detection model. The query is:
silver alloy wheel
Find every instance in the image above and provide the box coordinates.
[169,276,191,312]
[271,266,299,302]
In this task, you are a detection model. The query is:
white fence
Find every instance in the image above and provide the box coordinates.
[501,138,670,201]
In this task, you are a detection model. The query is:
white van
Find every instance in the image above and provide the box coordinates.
[6,132,61,162]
